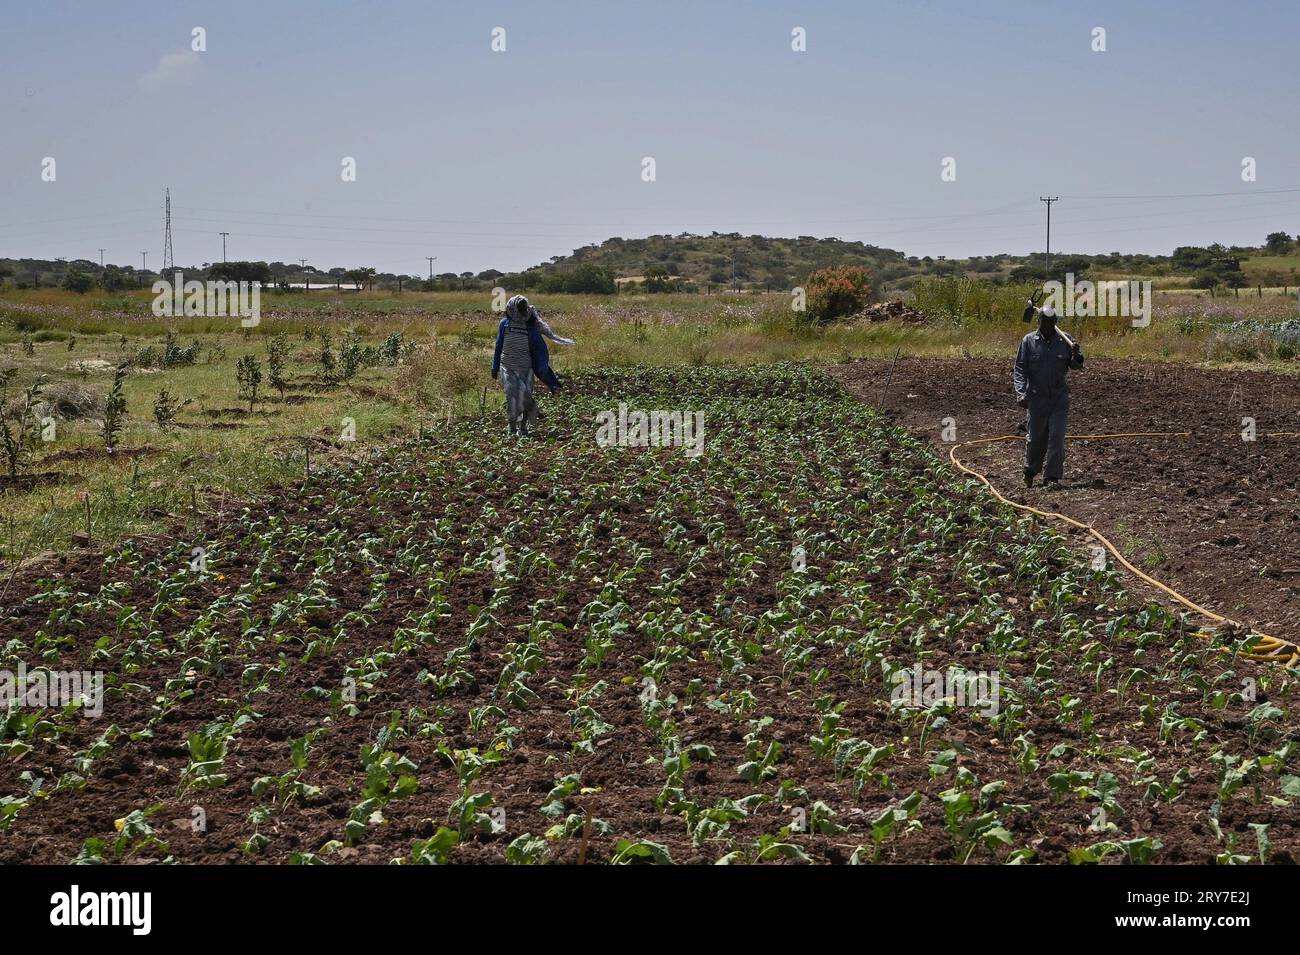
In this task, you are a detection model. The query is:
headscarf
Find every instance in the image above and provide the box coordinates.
[505,294,533,325]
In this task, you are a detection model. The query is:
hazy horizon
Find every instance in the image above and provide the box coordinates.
[4,0,1299,276]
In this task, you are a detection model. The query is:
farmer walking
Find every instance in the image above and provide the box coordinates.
[491,295,561,438]
[1014,304,1083,490]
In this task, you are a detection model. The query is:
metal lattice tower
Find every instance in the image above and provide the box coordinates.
[162,188,174,272]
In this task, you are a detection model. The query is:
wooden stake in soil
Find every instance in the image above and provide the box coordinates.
[880,347,901,409]
[82,492,92,542]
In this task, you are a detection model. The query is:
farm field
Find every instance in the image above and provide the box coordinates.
[2,363,1296,865]
[833,358,1300,636]
[3,287,1299,557]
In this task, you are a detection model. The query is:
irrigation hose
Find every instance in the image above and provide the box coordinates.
[949,430,1300,667]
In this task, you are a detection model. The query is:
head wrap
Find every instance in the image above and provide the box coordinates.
[505,294,533,325]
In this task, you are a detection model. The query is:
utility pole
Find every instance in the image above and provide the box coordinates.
[162,188,174,272]
[426,256,437,289]
[98,249,105,269]
[139,251,148,287]
[1039,197,1058,278]
[299,258,307,290]
[220,232,229,263]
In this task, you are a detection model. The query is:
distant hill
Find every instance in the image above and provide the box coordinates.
[529,233,911,290]
[513,232,1300,293]
[507,232,1032,292]
[2,232,1296,296]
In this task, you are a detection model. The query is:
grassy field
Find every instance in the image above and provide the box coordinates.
[1241,251,1300,284]
[2,285,1298,560]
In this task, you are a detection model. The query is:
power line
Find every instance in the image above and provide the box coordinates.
[0,208,154,232]
[172,199,1039,231]
[1059,185,1300,201]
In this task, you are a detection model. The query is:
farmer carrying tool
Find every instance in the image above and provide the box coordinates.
[491,294,562,438]
[1014,293,1083,490]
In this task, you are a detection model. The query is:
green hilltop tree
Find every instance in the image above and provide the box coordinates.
[1265,232,1294,255]
[208,261,272,284]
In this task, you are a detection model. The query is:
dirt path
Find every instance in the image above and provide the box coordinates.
[831,357,1300,638]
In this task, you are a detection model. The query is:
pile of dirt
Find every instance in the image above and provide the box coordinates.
[850,300,927,323]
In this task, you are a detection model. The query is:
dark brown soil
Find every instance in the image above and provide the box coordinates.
[0,365,1295,866]
[0,472,68,491]
[831,357,1300,637]
[185,422,248,431]
[39,446,159,464]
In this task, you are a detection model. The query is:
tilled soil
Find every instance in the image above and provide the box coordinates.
[832,358,1300,639]
[0,364,1296,865]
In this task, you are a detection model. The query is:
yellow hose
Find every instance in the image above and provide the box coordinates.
[949,431,1300,667]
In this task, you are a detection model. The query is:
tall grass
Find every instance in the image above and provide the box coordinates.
[909,276,1039,324]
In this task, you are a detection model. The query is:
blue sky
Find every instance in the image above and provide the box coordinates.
[3,0,1298,274]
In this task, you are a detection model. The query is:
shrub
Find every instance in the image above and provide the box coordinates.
[804,266,872,323]
[318,333,337,381]
[267,334,290,399]
[63,271,94,294]
[390,338,479,411]
[162,330,201,368]
[153,389,191,430]
[378,332,415,365]
[338,331,366,382]
[235,356,263,411]
[1,370,46,477]
[101,364,129,453]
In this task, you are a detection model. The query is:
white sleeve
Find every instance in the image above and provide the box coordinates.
[536,315,575,346]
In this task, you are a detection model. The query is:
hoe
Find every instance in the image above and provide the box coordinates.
[1022,288,1080,351]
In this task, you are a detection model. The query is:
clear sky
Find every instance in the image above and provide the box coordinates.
[3,0,1298,275]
